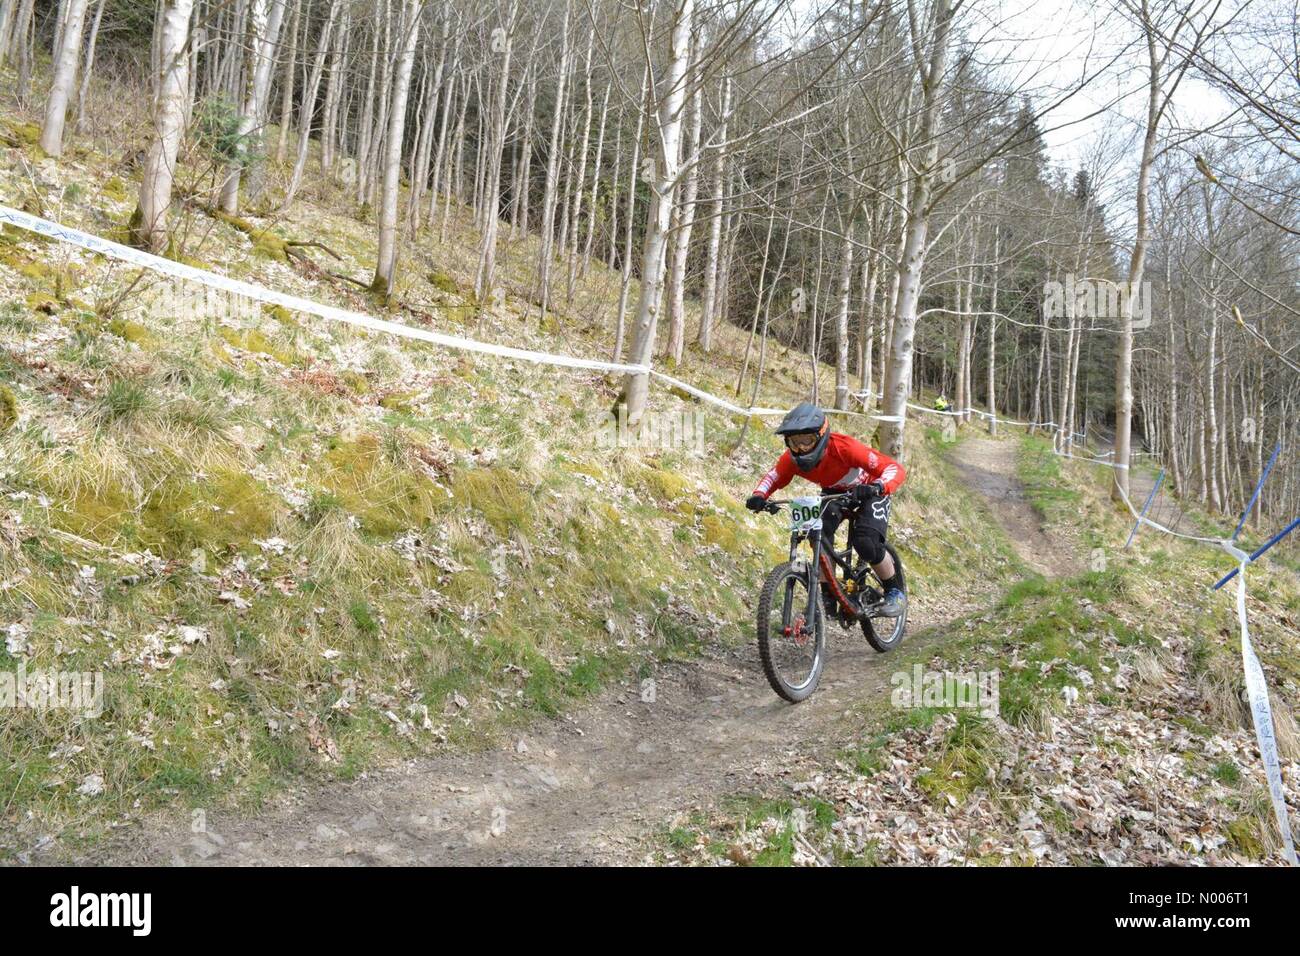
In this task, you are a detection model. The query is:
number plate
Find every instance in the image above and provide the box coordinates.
[789,495,822,531]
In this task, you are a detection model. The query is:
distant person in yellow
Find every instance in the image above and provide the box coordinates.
[933,396,951,412]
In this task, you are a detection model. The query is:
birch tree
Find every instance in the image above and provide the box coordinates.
[130,0,197,254]
[877,0,959,457]
[38,0,92,157]
[219,0,287,213]
[621,0,694,426]
[372,0,424,295]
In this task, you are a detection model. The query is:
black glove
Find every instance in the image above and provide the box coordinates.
[851,482,884,507]
[745,494,768,513]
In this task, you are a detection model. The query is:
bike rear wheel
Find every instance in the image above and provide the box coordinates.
[757,561,825,702]
[861,543,907,653]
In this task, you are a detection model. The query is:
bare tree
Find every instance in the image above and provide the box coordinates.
[373,0,425,294]
[39,0,92,156]
[130,0,197,254]
[621,0,694,425]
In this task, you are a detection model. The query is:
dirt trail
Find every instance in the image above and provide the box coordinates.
[81,437,1073,866]
[948,436,1081,577]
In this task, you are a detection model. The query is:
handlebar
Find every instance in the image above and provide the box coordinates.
[763,492,851,507]
[758,490,859,514]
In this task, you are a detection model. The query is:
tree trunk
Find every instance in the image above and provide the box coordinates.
[880,0,956,456]
[13,0,35,103]
[474,0,521,310]
[39,0,91,157]
[833,221,855,410]
[564,24,596,304]
[536,0,573,323]
[621,0,694,426]
[131,0,196,254]
[71,0,106,133]
[986,220,1000,434]
[219,0,286,212]
[371,0,422,294]
[1030,322,1047,432]
[282,0,341,209]
[428,58,457,222]
[274,0,300,164]
[354,4,381,200]
[580,81,611,279]
[858,246,879,406]
[612,58,650,359]
[1113,20,1166,501]
[320,5,349,172]
[0,0,16,67]
[511,68,535,239]
[666,54,702,366]
[697,76,730,352]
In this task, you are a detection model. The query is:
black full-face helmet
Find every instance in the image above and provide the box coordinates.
[775,402,830,470]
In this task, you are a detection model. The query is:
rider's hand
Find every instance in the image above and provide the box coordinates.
[745,494,768,513]
[851,482,883,507]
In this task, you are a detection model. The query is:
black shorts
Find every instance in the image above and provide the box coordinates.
[821,494,891,563]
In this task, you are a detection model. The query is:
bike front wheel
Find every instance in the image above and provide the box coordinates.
[756,561,825,703]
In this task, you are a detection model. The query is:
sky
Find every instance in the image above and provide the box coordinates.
[976,0,1238,158]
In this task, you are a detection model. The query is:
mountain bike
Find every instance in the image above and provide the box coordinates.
[754,491,907,702]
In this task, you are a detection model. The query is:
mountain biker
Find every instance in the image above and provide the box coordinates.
[745,402,907,618]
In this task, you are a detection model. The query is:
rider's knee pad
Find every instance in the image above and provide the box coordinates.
[856,527,886,565]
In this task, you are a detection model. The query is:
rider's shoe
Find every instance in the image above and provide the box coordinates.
[877,588,907,618]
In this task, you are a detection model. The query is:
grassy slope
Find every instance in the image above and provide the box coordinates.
[0,88,1022,856]
[658,436,1300,865]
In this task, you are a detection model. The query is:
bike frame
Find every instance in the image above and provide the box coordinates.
[773,493,863,626]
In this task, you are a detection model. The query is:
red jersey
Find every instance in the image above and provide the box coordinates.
[752,433,905,499]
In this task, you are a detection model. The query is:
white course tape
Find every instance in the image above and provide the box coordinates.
[901,399,1096,448]
[897,398,1129,470]
[0,205,655,375]
[0,206,1156,466]
[0,205,912,427]
[909,402,966,418]
[1119,475,1296,863]
[649,370,787,418]
[1056,448,1128,470]
[1113,479,1223,544]
[1225,542,1299,866]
